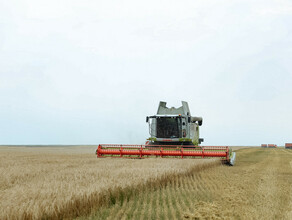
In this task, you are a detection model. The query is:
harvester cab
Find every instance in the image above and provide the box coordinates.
[146,101,204,146]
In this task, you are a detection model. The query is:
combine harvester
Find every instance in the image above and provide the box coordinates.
[96,101,236,165]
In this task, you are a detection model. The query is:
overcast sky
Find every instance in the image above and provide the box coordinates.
[1,0,292,146]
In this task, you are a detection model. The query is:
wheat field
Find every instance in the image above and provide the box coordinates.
[1,146,291,219]
[0,146,219,220]
[83,147,292,219]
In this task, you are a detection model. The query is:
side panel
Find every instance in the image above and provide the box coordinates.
[190,123,199,145]
[150,118,157,138]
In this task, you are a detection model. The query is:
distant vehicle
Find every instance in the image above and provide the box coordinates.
[285,143,292,149]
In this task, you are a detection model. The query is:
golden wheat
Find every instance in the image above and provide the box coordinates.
[84,148,292,220]
[0,146,218,220]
